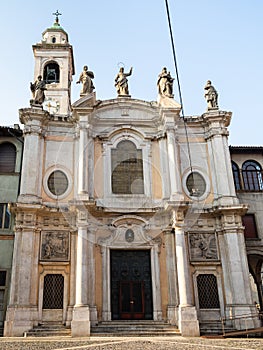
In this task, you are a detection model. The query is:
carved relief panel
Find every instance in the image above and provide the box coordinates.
[188,233,218,261]
[40,231,70,261]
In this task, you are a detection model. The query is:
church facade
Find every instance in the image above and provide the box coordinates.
[3,18,260,337]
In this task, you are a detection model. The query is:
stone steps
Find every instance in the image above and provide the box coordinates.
[91,321,181,337]
[24,324,71,337]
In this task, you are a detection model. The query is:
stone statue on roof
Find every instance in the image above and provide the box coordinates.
[115,67,133,96]
[157,67,174,98]
[204,80,218,109]
[76,65,95,95]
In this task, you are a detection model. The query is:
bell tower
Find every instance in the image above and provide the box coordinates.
[32,11,75,115]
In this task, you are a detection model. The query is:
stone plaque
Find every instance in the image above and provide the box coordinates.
[40,231,70,261]
[189,233,218,261]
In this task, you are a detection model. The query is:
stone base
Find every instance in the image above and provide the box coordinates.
[89,306,98,325]
[4,306,38,337]
[178,305,200,337]
[167,305,178,326]
[71,305,90,337]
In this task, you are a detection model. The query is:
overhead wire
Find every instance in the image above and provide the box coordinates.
[164,0,193,175]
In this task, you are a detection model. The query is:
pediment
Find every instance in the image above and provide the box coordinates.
[72,92,98,108]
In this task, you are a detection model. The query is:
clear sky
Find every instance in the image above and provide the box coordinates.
[0,1,262,145]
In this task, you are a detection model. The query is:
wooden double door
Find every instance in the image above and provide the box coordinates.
[110,250,153,320]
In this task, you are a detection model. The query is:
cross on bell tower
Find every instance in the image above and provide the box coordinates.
[52,10,62,24]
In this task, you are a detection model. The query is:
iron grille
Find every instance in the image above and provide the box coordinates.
[197,274,220,309]
[43,274,64,309]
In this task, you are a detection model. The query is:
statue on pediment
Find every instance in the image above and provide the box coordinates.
[115,67,133,96]
[76,65,95,94]
[157,67,174,98]
[204,80,218,109]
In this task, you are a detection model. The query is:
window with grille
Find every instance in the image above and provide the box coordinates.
[197,274,220,309]
[231,161,241,190]
[0,204,11,229]
[111,140,144,194]
[43,274,64,309]
[242,160,263,191]
[242,214,258,239]
[0,142,16,173]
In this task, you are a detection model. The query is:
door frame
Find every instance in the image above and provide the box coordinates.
[100,242,162,321]
[39,267,69,324]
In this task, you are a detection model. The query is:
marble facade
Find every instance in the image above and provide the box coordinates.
[3,18,260,337]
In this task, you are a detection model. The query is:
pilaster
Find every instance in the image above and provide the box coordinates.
[173,209,200,336]
[164,229,179,325]
[18,108,47,204]
[215,206,260,330]
[202,110,238,206]
[4,207,41,336]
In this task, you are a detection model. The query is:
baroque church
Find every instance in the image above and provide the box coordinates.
[3,16,261,337]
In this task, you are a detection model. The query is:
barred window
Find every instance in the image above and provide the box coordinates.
[111,140,144,194]
[0,204,11,229]
[242,160,263,191]
[43,274,64,309]
[197,274,220,309]
[0,142,16,173]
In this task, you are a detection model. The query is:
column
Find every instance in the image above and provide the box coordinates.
[174,211,200,336]
[71,225,90,337]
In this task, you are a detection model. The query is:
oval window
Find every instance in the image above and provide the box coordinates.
[47,170,68,196]
[186,172,206,197]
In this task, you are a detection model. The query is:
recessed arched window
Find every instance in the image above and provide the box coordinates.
[43,62,60,84]
[242,160,263,191]
[0,142,16,173]
[111,140,144,194]
[231,161,241,190]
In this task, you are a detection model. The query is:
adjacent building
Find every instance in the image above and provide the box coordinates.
[2,17,261,337]
[0,125,23,335]
[230,146,263,311]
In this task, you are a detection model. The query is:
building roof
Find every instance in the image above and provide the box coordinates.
[229,145,263,154]
[0,125,23,137]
